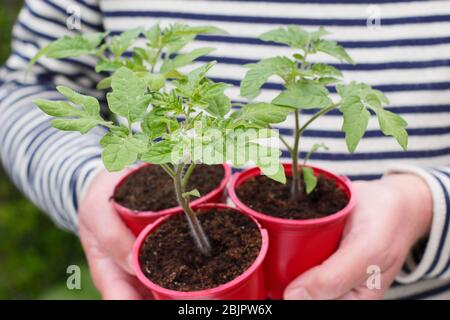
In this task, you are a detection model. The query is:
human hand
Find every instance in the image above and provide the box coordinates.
[284,173,433,300]
[78,169,151,300]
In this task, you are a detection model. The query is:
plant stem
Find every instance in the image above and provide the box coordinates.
[289,102,340,199]
[160,163,175,178]
[182,162,196,188]
[297,102,339,137]
[173,164,211,256]
[291,110,302,199]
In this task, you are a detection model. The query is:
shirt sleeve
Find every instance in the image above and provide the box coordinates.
[0,0,107,233]
[385,164,450,283]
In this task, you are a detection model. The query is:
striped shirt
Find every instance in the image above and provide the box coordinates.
[1,0,450,299]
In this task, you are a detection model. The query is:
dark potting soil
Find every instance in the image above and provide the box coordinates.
[236,174,348,220]
[113,164,224,211]
[139,209,262,292]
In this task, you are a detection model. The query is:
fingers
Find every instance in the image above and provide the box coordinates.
[84,243,145,299]
[90,202,136,275]
[79,169,136,275]
[284,238,373,300]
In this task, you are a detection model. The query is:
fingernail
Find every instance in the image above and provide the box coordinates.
[284,287,312,300]
[126,254,136,275]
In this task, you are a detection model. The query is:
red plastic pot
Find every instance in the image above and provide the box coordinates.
[112,163,231,235]
[132,203,269,300]
[228,163,356,299]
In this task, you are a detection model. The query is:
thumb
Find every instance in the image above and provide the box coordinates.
[284,239,372,300]
[93,202,136,275]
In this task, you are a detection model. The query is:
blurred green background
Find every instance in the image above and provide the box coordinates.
[0,0,99,300]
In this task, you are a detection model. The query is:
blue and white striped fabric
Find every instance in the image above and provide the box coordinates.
[1,0,450,299]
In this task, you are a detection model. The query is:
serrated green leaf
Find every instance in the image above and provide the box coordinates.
[141,141,176,164]
[373,108,408,150]
[204,93,231,118]
[95,60,123,73]
[51,118,100,134]
[110,27,143,57]
[174,25,228,36]
[236,103,291,127]
[316,40,354,64]
[102,143,138,172]
[35,86,107,134]
[240,57,296,100]
[34,99,83,117]
[100,131,148,171]
[302,167,317,194]
[310,26,331,41]
[43,33,105,59]
[144,24,162,48]
[198,82,230,99]
[160,47,215,72]
[56,86,100,116]
[259,25,310,49]
[142,113,179,140]
[340,96,370,152]
[147,74,166,91]
[107,67,151,123]
[311,63,343,78]
[272,83,332,109]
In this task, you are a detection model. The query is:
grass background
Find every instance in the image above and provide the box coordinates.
[0,0,99,300]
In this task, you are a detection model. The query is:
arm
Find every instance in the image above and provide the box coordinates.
[0,0,106,231]
[0,0,143,299]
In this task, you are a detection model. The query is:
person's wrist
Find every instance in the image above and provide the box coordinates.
[380,173,433,241]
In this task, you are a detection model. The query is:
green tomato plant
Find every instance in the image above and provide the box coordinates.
[30,25,289,256]
[240,25,409,199]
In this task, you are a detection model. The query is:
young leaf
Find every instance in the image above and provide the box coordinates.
[174,25,228,36]
[144,24,162,48]
[240,57,296,100]
[141,141,177,164]
[182,189,201,199]
[142,112,178,140]
[234,103,291,127]
[254,146,286,184]
[302,167,317,194]
[56,86,100,116]
[160,47,215,72]
[40,33,105,59]
[100,130,148,171]
[272,83,332,109]
[102,144,137,172]
[373,108,408,150]
[315,40,355,64]
[96,77,112,90]
[311,63,343,78]
[95,60,123,73]
[110,27,144,57]
[339,95,370,152]
[34,86,107,134]
[259,25,310,49]
[263,162,287,184]
[204,93,231,118]
[33,100,83,118]
[146,74,166,91]
[51,118,102,134]
[107,67,151,123]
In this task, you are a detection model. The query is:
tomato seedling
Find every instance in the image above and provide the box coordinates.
[240,25,408,197]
